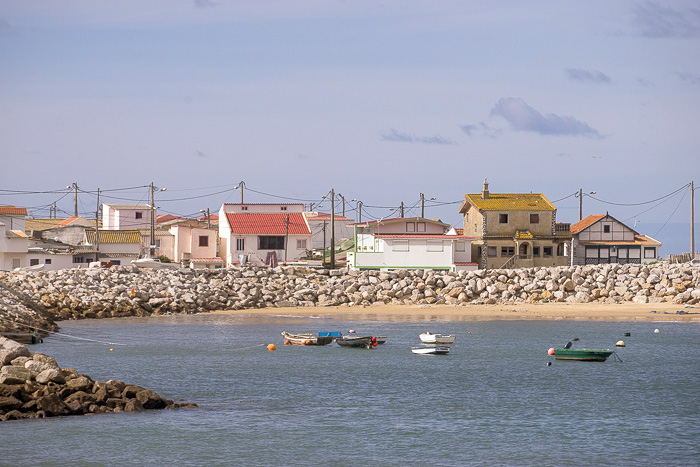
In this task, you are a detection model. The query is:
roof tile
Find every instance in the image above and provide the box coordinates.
[462,193,556,212]
[225,213,311,235]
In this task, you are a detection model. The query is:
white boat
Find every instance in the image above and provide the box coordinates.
[12,264,45,273]
[419,332,456,344]
[132,257,179,269]
[412,346,450,355]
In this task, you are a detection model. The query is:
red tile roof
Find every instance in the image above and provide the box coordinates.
[570,214,606,234]
[58,216,79,226]
[0,206,28,215]
[225,212,311,235]
[190,257,224,263]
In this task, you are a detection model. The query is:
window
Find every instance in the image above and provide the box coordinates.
[501,246,514,256]
[543,246,553,257]
[281,206,287,211]
[30,258,39,266]
[455,241,466,252]
[406,223,416,232]
[474,223,477,234]
[533,246,540,257]
[603,224,611,233]
[241,206,248,211]
[259,236,285,250]
[297,239,307,249]
[236,238,245,251]
[530,213,539,224]
[644,247,656,259]
[417,222,426,232]
[488,246,497,257]
[199,236,209,247]
[393,240,409,251]
[155,239,161,248]
[135,212,143,219]
[73,256,86,263]
[45,259,52,265]
[465,212,469,222]
[499,214,508,224]
[427,241,443,252]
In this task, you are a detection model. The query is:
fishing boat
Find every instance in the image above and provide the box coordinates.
[419,332,456,344]
[411,346,450,355]
[336,335,376,349]
[551,348,614,362]
[281,331,334,346]
[132,257,179,269]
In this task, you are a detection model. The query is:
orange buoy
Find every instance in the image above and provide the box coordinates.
[267,344,277,351]
[547,348,555,355]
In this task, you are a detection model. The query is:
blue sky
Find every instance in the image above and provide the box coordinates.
[1,1,699,252]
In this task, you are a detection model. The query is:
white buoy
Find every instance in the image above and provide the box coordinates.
[616,340,626,347]
[654,328,660,334]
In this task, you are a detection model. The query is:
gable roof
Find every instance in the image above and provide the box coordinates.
[225,212,311,235]
[86,230,142,244]
[0,206,28,215]
[570,214,606,234]
[25,218,66,232]
[460,193,556,213]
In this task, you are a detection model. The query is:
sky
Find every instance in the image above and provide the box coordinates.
[1,0,699,254]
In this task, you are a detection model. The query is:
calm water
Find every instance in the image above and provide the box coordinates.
[2,313,699,466]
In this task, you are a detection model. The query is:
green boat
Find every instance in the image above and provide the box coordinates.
[553,348,614,362]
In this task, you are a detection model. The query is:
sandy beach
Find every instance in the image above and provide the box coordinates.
[212,302,700,322]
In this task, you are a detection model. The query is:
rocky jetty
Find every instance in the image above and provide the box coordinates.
[0,336,196,421]
[0,263,699,327]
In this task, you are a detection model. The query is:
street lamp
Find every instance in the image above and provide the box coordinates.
[234,181,245,204]
[420,193,436,218]
[351,199,363,223]
[150,183,167,258]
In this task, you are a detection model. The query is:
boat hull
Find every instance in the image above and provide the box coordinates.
[553,348,613,361]
[336,336,374,348]
[281,332,333,346]
[412,346,450,355]
[419,333,456,344]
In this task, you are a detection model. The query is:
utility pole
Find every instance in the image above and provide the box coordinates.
[201,208,211,229]
[284,213,289,264]
[323,221,327,264]
[330,188,335,268]
[237,181,245,204]
[400,202,404,218]
[358,201,362,223]
[95,188,100,262]
[338,194,345,217]
[420,193,425,218]
[150,182,156,258]
[578,188,583,221]
[71,182,78,217]
[691,180,695,256]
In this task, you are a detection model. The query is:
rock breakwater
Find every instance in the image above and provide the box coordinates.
[0,336,196,421]
[1,262,699,326]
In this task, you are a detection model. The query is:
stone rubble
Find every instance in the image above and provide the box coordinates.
[0,262,698,324]
[0,336,196,422]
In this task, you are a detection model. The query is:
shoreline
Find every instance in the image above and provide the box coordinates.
[210,302,700,322]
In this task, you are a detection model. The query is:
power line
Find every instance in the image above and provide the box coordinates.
[587,183,689,207]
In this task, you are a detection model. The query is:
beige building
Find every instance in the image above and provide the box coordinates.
[459,180,572,269]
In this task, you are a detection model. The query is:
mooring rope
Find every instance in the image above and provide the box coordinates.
[230,343,267,351]
[0,315,127,346]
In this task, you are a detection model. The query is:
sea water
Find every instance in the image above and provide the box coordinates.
[1,314,699,466]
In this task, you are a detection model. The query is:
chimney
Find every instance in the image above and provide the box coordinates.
[482,178,490,199]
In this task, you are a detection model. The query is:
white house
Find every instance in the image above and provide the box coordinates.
[170,223,221,269]
[102,204,153,230]
[83,230,142,266]
[218,203,312,266]
[571,214,662,265]
[0,206,27,232]
[304,211,354,250]
[347,217,477,272]
[0,222,29,271]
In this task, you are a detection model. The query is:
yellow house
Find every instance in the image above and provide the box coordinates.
[459,179,572,269]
